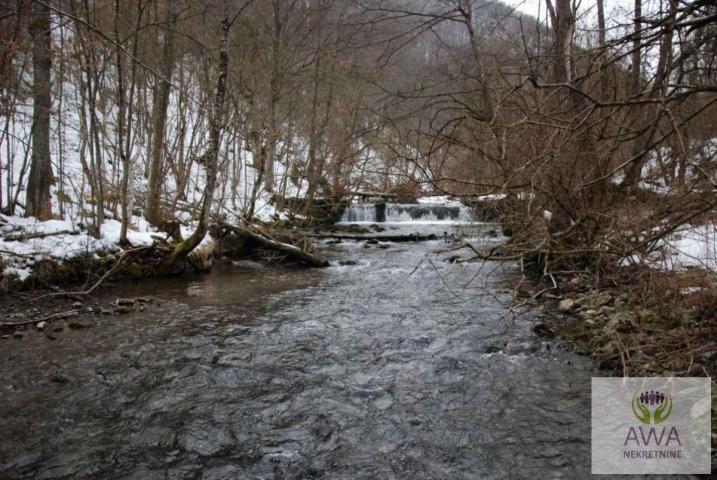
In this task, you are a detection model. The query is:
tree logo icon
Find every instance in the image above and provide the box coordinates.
[631,390,673,425]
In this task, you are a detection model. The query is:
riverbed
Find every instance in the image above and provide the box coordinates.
[0,223,622,479]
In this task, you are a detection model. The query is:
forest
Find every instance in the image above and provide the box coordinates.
[0,0,715,478]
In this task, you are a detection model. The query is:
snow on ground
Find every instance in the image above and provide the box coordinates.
[475,193,507,201]
[0,74,291,284]
[1,216,109,281]
[623,224,717,272]
[658,224,717,271]
[416,195,464,207]
[617,138,717,193]
[0,213,213,282]
[416,193,507,207]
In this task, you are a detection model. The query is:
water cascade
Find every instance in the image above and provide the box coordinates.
[339,202,473,223]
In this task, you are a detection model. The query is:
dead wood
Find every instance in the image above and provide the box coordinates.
[34,244,157,299]
[310,232,439,242]
[2,229,78,242]
[0,309,80,327]
[222,223,329,267]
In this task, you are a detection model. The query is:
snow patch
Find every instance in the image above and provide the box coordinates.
[660,224,717,271]
[416,196,464,208]
[623,224,717,272]
[0,213,215,282]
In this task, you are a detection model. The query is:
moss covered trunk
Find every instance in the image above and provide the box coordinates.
[159,15,231,275]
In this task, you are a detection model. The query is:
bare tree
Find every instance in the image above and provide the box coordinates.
[161,1,251,272]
[116,0,145,244]
[26,0,53,219]
[145,0,175,226]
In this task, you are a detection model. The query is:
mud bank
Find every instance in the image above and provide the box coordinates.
[0,223,328,293]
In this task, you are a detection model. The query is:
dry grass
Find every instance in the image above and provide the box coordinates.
[547,265,716,379]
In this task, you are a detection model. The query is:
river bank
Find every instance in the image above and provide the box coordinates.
[4,204,714,382]
[527,267,716,378]
[526,267,717,465]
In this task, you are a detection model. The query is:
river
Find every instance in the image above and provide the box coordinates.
[1,219,666,479]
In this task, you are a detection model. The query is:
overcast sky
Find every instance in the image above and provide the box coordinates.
[502,0,544,18]
[501,0,636,26]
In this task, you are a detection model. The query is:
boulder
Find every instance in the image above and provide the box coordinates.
[68,318,94,329]
[558,298,576,312]
[594,292,613,307]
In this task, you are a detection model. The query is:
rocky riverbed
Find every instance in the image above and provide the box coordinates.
[533,279,716,378]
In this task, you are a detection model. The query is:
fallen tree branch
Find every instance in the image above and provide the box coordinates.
[34,244,157,300]
[311,232,438,242]
[0,309,80,327]
[347,191,402,199]
[1,229,79,242]
[443,241,525,261]
[223,223,329,267]
[0,249,42,258]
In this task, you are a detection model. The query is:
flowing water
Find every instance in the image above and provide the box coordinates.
[1,208,666,479]
[339,202,474,224]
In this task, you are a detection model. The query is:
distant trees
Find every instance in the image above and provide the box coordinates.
[2,0,403,228]
[1,0,714,270]
[358,0,717,270]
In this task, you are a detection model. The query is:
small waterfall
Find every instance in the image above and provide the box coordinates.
[340,202,472,223]
[339,204,378,223]
[385,204,462,222]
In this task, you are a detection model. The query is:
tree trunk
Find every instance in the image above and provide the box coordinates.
[545,0,577,235]
[305,23,323,201]
[263,0,285,194]
[118,0,142,244]
[623,0,677,190]
[596,0,608,100]
[115,0,128,243]
[630,0,642,96]
[623,0,645,188]
[546,0,575,84]
[145,1,175,226]
[160,13,231,273]
[26,0,53,220]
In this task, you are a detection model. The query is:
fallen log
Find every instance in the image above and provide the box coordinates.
[347,191,402,200]
[434,241,525,262]
[0,248,41,258]
[2,229,79,242]
[310,232,439,242]
[223,224,329,267]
